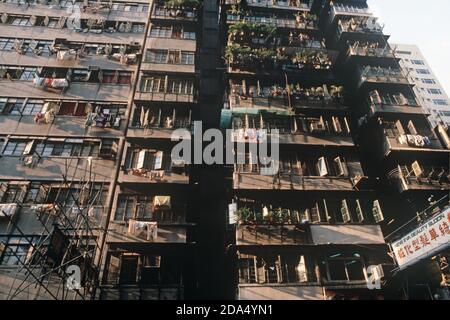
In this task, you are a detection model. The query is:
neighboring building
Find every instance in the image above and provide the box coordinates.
[0,0,448,301]
[394,44,450,127]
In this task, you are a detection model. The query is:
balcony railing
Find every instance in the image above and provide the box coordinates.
[330,3,372,20]
[347,45,394,59]
[337,18,384,35]
[388,164,450,192]
[236,224,310,245]
[359,66,409,86]
[246,0,311,11]
[383,133,443,152]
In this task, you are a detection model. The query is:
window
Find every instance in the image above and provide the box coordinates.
[182,31,196,40]
[146,50,168,63]
[433,99,449,106]
[1,243,31,266]
[10,16,31,26]
[22,99,44,115]
[140,76,165,92]
[180,52,195,65]
[411,59,424,65]
[416,69,430,75]
[167,50,181,64]
[131,23,145,33]
[427,88,442,95]
[422,79,436,85]
[167,79,193,94]
[0,98,25,115]
[19,68,36,81]
[2,185,26,203]
[150,26,172,38]
[3,140,27,156]
[238,256,257,284]
[326,254,366,282]
[0,38,15,51]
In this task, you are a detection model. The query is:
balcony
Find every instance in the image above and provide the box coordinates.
[245,0,311,11]
[0,156,115,182]
[226,11,318,30]
[388,164,450,193]
[226,45,334,74]
[367,90,425,117]
[382,133,445,155]
[229,83,347,112]
[345,43,397,65]
[137,75,195,103]
[119,147,189,185]
[233,173,356,191]
[152,5,199,22]
[0,100,126,138]
[99,286,183,300]
[236,224,309,245]
[357,66,410,89]
[334,17,387,45]
[329,3,372,24]
[128,105,192,139]
[0,2,149,23]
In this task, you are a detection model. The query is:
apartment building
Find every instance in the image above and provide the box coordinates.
[220,0,398,300]
[0,0,201,300]
[394,44,450,128]
[0,0,448,301]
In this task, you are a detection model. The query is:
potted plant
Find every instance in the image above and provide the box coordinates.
[237,207,252,224]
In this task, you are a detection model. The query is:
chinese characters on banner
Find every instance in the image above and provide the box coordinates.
[392,207,450,270]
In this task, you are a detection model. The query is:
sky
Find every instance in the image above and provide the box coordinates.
[368,0,450,94]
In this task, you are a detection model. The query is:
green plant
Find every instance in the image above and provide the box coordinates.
[237,207,252,223]
[164,0,201,9]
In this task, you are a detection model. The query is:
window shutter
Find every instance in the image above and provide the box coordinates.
[136,150,147,169]
[355,199,364,222]
[0,183,8,202]
[108,254,121,284]
[372,200,384,223]
[395,120,405,135]
[341,199,351,223]
[407,120,417,135]
[154,151,163,170]
[332,117,342,133]
[36,185,48,203]
[411,161,423,177]
[23,140,34,156]
[317,157,328,177]
[17,185,28,203]
[297,256,308,282]
[333,156,347,177]
[310,202,321,223]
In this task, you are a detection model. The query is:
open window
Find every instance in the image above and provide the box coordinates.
[326,254,366,282]
[333,156,348,177]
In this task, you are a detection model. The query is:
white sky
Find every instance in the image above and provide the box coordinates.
[368,0,450,94]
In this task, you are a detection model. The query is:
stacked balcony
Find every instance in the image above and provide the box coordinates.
[221,0,392,300]
[316,0,450,299]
